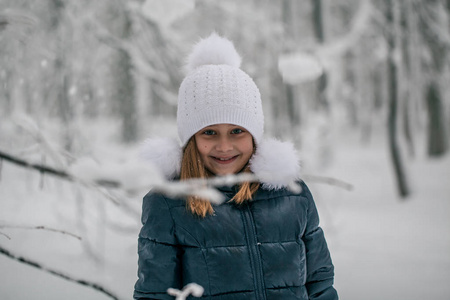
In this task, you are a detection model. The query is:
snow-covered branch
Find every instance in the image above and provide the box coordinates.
[0,149,124,204]
[303,174,353,191]
[13,114,72,169]
[0,245,120,300]
[1,148,352,207]
[317,0,373,60]
[279,0,373,84]
[167,283,204,300]
[88,13,172,84]
[152,173,259,204]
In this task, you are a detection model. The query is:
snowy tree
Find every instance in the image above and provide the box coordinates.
[1,0,449,299]
[417,0,449,157]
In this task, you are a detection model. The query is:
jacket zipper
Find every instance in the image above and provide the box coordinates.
[241,204,266,300]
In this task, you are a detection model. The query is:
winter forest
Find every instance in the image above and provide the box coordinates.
[0,0,449,299]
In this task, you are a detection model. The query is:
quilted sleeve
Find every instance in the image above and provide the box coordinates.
[301,183,338,300]
[134,192,182,300]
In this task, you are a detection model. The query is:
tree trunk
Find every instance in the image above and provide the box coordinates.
[419,0,449,157]
[51,0,73,151]
[386,0,410,198]
[311,0,329,111]
[387,57,410,198]
[115,11,137,143]
[426,82,448,156]
[400,0,415,157]
[117,49,137,143]
[281,0,300,128]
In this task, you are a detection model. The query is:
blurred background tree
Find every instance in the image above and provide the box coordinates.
[0,0,449,299]
[1,0,449,195]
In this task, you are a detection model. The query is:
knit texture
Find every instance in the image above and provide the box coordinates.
[177,34,264,146]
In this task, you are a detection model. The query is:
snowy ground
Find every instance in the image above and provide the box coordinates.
[312,132,450,300]
[1,126,449,300]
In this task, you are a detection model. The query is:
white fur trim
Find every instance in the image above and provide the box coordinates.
[250,138,301,190]
[139,137,181,179]
[139,137,300,190]
[186,32,242,72]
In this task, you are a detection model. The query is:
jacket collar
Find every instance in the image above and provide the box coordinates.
[139,137,301,190]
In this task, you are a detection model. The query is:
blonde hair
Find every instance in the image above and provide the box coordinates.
[180,137,260,217]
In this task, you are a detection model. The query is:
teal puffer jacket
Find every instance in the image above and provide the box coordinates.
[134,181,337,300]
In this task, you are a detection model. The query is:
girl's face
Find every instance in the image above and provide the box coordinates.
[194,124,254,176]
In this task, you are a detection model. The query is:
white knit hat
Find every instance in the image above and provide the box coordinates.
[177,33,264,146]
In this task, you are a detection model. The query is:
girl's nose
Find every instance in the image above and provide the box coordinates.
[216,137,233,152]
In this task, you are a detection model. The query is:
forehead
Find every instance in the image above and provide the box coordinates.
[201,123,244,130]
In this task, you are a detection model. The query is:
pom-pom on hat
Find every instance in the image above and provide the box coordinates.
[177,33,264,146]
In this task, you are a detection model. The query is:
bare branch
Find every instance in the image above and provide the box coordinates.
[0,149,71,180]
[0,149,252,204]
[1,149,352,207]
[0,225,82,241]
[303,174,354,191]
[0,231,11,240]
[0,149,120,204]
[0,245,120,300]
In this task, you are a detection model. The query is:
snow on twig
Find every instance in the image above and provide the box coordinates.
[12,114,71,169]
[303,174,353,191]
[317,0,372,60]
[167,283,204,300]
[0,149,121,204]
[87,15,171,84]
[153,173,258,204]
[0,245,121,300]
[0,148,351,207]
[0,148,258,204]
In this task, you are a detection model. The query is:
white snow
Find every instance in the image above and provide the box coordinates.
[310,132,450,300]
[141,0,195,27]
[167,282,204,299]
[1,122,449,300]
[278,52,323,84]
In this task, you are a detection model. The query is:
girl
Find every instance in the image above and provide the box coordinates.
[134,33,338,300]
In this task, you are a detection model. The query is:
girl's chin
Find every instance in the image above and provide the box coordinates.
[210,169,237,176]
[206,164,242,176]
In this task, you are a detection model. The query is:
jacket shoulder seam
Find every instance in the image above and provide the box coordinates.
[140,237,178,247]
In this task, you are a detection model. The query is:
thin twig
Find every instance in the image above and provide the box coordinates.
[303,174,354,191]
[0,225,82,241]
[0,149,353,201]
[0,245,120,300]
[0,231,11,240]
[0,149,120,204]
[0,149,72,180]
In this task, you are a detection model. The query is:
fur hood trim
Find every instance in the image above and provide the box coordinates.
[139,137,301,190]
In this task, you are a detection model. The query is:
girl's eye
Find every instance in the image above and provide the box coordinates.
[231,128,243,134]
[203,130,216,135]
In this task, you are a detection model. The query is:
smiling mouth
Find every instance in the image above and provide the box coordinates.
[211,155,239,164]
